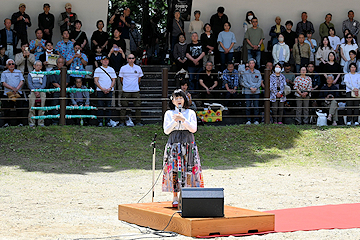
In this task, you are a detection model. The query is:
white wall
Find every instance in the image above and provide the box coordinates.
[0,0,108,45]
[186,0,360,48]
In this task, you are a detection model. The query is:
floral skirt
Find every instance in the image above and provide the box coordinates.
[162,130,204,192]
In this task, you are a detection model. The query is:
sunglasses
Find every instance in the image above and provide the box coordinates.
[128,57,135,59]
[347,37,353,39]
[8,63,15,65]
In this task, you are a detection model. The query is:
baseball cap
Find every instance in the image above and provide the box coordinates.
[19,3,26,8]
[101,55,109,60]
[65,3,72,9]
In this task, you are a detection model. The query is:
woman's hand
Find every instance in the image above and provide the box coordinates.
[172,112,185,122]
[276,92,282,98]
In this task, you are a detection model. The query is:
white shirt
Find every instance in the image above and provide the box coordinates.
[94,66,116,91]
[163,108,197,135]
[340,43,359,66]
[119,63,144,92]
[328,36,341,50]
[344,73,360,93]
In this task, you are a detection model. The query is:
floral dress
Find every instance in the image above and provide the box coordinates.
[162,108,204,192]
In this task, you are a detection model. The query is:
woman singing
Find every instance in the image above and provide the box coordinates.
[162,89,204,208]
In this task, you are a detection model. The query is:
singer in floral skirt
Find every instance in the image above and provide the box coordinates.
[162,89,204,207]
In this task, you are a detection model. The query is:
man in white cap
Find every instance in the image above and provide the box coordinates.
[11,3,31,45]
[58,3,78,34]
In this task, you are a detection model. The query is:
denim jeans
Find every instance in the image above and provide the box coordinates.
[245,94,260,122]
[220,52,233,71]
[247,49,261,69]
[97,91,113,124]
[187,66,203,90]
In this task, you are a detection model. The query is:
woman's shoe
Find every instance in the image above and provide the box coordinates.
[332,121,337,126]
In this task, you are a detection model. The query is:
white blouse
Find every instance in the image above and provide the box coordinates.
[344,73,360,93]
[163,108,197,135]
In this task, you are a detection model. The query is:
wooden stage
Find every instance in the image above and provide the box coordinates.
[119,202,275,237]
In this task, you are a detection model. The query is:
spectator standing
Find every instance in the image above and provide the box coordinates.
[269,16,286,47]
[29,29,46,61]
[270,63,286,124]
[282,20,297,65]
[70,20,89,51]
[11,3,31,46]
[169,10,184,54]
[38,3,55,42]
[304,31,317,63]
[129,21,141,56]
[199,61,218,100]
[107,45,126,107]
[241,11,255,63]
[0,18,17,60]
[69,78,90,125]
[340,33,358,66]
[15,42,35,76]
[319,75,339,126]
[0,46,9,79]
[91,20,109,52]
[66,44,88,81]
[242,59,262,125]
[1,59,26,127]
[294,66,312,125]
[119,54,144,126]
[209,7,228,39]
[244,17,264,69]
[328,27,341,54]
[217,22,236,71]
[201,23,216,69]
[186,32,205,91]
[222,62,239,107]
[272,34,290,65]
[58,3,78,34]
[107,28,126,55]
[109,7,132,56]
[292,33,310,72]
[28,61,47,127]
[188,10,204,35]
[296,12,314,35]
[39,42,56,71]
[173,33,188,71]
[55,30,74,59]
[344,63,360,125]
[342,10,360,41]
[319,13,334,39]
[94,55,116,127]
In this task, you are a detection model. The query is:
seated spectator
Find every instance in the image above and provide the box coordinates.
[340,33,358,66]
[188,10,204,35]
[15,42,35,76]
[323,52,342,85]
[70,20,89,51]
[343,50,360,73]
[91,20,109,52]
[28,61,47,127]
[38,3,54,42]
[304,31,317,63]
[328,27,341,54]
[0,18,17,60]
[58,3,77,34]
[245,17,264,69]
[66,44,88,83]
[55,30,74,59]
[243,59,262,124]
[272,34,290,65]
[222,62,239,107]
[107,27,126,55]
[29,29,46,61]
[201,23,216,69]
[0,46,9,78]
[296,12,314,35]
[173,33,188,71]
[129,21,141,56]
[94,55,116,127]
[1,59,26,127]
[180,79,197,111]
[47,57,70,125]
[269,16,285,47]
[70,77,90,125]
[218,22,236,71]
[292,33,310,72]
[270,63,286,124]
[319,75,339,126]
[108,44,126,107]
[316,36,335,69]
[340,29,357,44]
[294,66,312,125]
[319,13,334,39]
[199,61,218,101]
[39,41,56,72]
[344,63,360,125]
[186,32,205,90]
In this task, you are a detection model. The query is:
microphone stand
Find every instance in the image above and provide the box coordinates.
[151,133,157,202]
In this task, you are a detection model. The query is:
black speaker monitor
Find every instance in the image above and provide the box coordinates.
[179,187,224,218]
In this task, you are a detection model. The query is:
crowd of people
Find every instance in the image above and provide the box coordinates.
[170,7,360,126]
[0,3,144,127]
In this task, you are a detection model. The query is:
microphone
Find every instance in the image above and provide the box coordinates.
[178,103,182,113]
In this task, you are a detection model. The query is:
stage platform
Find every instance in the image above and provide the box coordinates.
[119,202,275,237]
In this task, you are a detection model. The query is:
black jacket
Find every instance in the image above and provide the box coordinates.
[0,28,17,54]
[38,12,55,33]
[11,11,31,33]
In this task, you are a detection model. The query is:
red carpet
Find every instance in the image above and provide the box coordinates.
[197,203,360,238]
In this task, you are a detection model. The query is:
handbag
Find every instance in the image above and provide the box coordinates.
[284,85,291,95]
[351,89,360,98]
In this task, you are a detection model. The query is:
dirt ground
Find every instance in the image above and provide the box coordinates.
[1,164,360,240]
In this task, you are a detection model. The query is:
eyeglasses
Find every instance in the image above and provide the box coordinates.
[8,63,15,65]
[128,57,135,59]
[347,37,353,39]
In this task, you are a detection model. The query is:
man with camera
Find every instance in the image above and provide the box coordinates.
[58,3,78,34]
[15,42,35,76]
[109,7,132,56]
[11,3,31,46]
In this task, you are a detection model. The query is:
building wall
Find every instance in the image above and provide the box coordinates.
[0,0,108,47]
[184,0,360,48]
